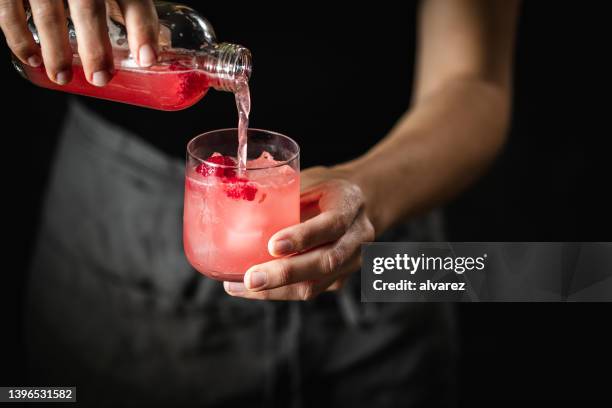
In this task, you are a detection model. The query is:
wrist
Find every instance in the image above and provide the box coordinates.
[333,157,389,237]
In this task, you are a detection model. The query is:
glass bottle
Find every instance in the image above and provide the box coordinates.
[11,1,252,111]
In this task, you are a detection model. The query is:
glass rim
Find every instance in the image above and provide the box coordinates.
[186,128,300,171]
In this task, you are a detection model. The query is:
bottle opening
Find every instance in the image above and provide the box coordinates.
[204,43,252,92]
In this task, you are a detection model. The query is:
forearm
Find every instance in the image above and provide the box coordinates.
[337,76,511,235]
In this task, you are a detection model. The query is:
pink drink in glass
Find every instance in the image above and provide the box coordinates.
[183,129,300,282]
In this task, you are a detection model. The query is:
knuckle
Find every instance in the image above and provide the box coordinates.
[363,218,375,241]
[126,15,159,38]
[80,48,109,67]
[136,14,159,31]
[0,1,15,20]
[275,260,293,285]
[71,0,104,17]
[127,25,158,48]
[333,177,364,203]
[331,214,349,234]
[332,278,347,291]
[291,228,307,249]
[31,2,63,25]
[6,38,33,55]
[349,183,365,205]
[299,283,316,301]
[2,25,32,49]
[0,16,17,30]
[324,247,344,275]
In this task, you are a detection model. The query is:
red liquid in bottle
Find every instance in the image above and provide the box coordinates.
[22,63,210,111]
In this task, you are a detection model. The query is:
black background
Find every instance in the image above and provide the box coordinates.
[1,2,611,407]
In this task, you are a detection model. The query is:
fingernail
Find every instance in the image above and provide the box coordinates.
[271,239,293,256]
[92,70,111,87]
[246,270,267,290]
[224,281,246,293]
[27,55,42,67]
[138,44,156,67]
[55,70,71,85]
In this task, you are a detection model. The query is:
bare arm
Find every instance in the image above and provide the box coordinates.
[340,0,520,234]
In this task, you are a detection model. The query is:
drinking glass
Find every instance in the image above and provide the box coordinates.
[184,128,300,281]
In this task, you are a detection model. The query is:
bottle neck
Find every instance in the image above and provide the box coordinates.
[196,43,252,93]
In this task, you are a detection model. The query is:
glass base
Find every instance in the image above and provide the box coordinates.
[195,267,245,283]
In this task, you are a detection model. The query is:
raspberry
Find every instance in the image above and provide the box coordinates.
[224,177,258,201]
[178,70,207,99]
[168,63,208,103]
[168,63,183,71]
[195,154,258,200]
[195,154,236,178]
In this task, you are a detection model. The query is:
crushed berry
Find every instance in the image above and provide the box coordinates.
[195,154,237,178]
[168,63,208,103]
[224,177,258,201]
[195,155,258,200]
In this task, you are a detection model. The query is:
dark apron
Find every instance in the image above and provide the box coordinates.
[26,100,457,408]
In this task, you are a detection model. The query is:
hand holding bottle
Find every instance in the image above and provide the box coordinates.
[0,0,158,87]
